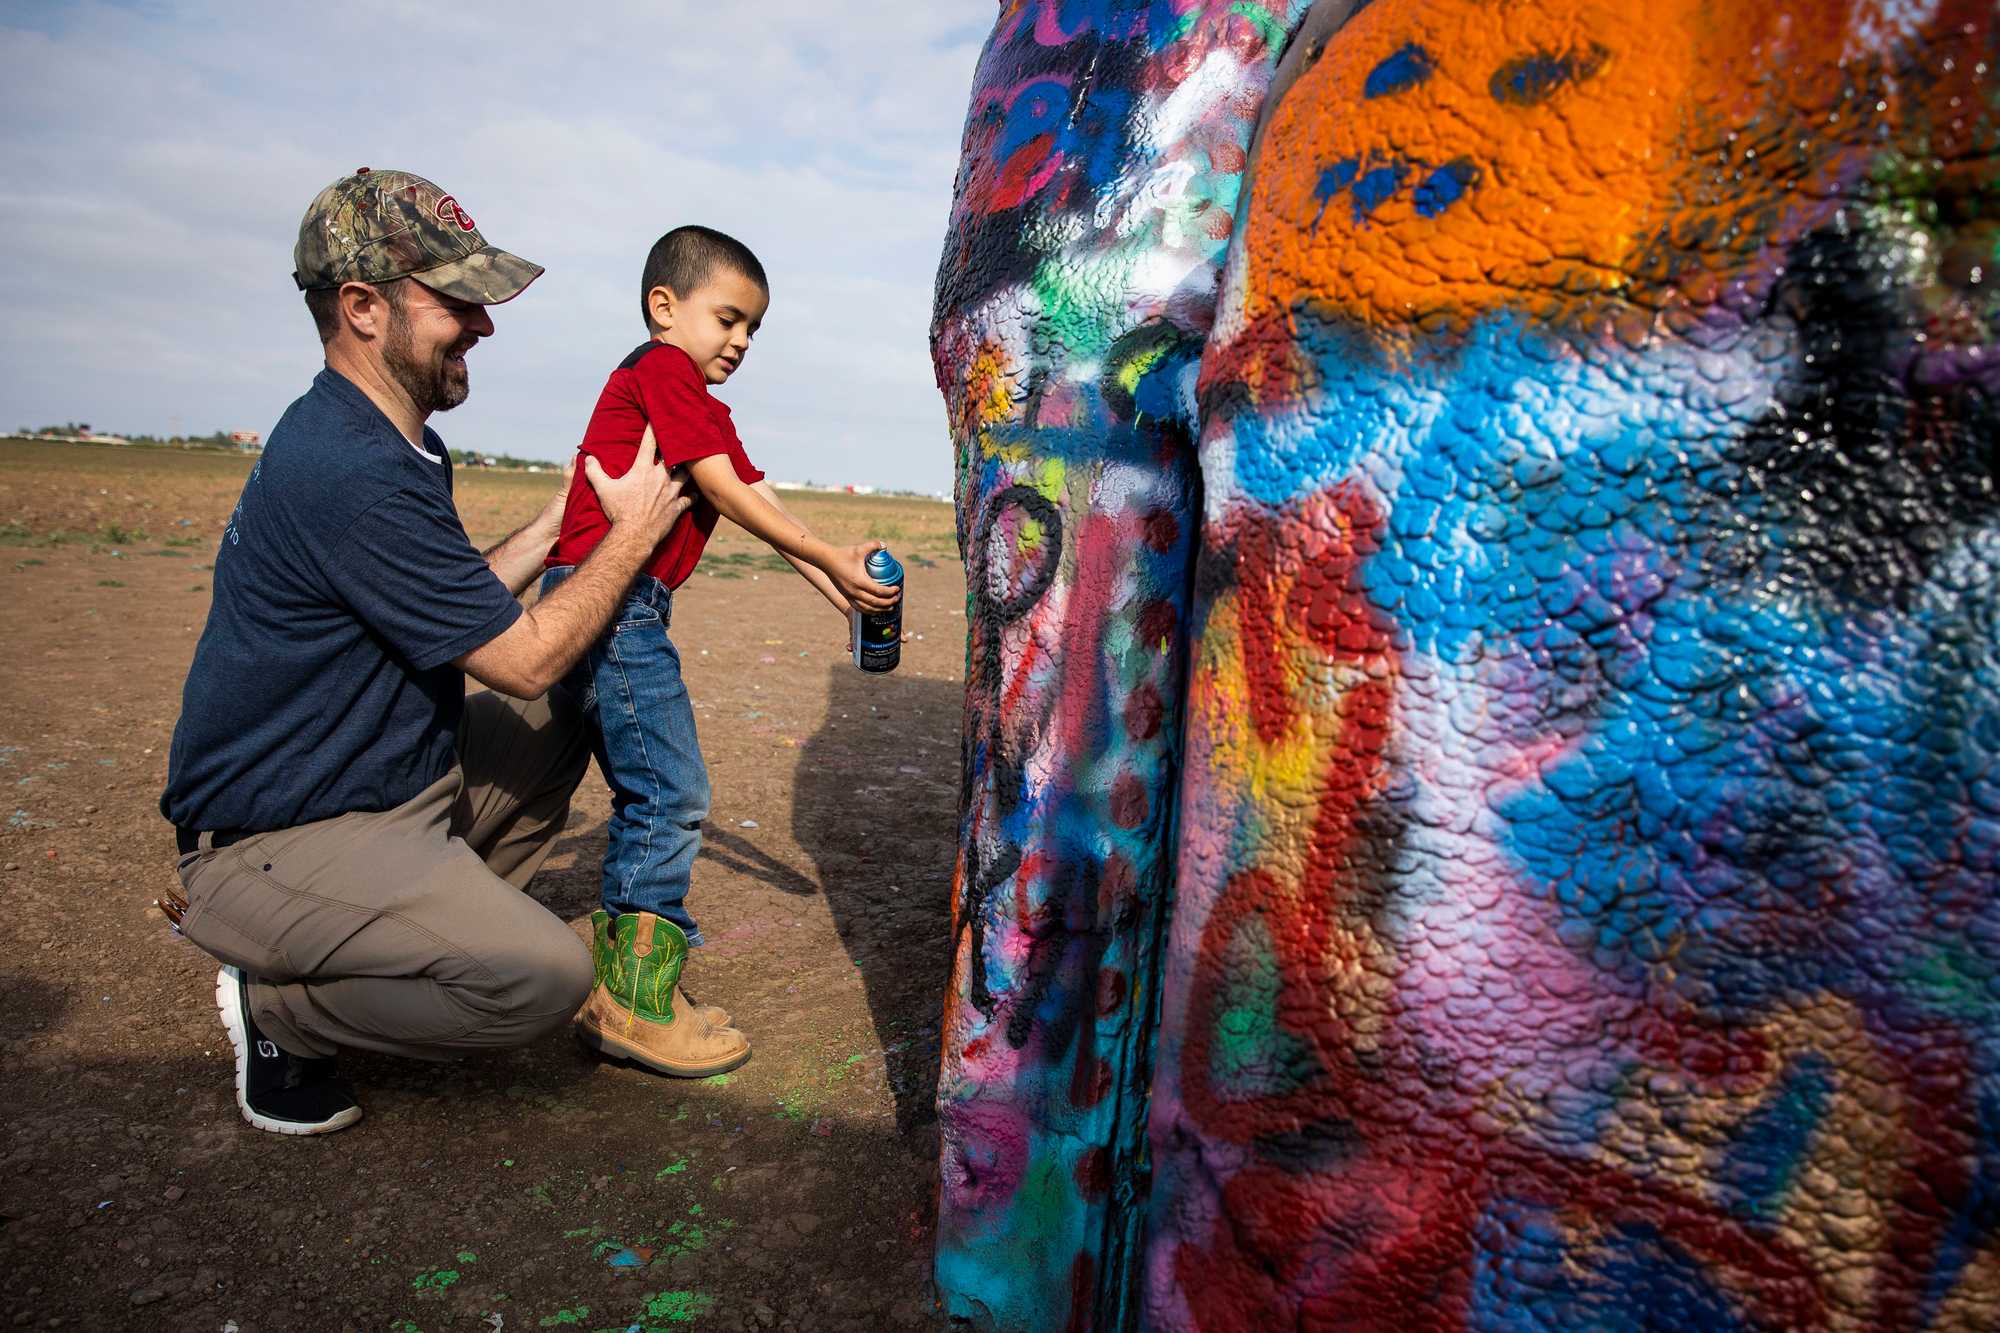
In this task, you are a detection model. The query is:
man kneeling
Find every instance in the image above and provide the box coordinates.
[158,168,726,1133]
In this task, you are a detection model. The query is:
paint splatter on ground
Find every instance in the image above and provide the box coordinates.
[0,444,959,1330]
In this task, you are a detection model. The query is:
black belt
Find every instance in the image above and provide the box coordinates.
[175,826,251,855]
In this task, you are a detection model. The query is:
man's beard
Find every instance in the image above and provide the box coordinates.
[382,306,470,416]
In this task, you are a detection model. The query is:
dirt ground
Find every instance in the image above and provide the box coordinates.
[0,440,968,1332]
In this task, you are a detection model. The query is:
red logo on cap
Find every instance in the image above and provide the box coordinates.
[434,195,477,232]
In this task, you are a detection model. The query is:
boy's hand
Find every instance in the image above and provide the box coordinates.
[586,425,689,542]
[827,540,902,614]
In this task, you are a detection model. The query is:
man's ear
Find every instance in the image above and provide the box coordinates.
[646,284,678,333]
[336,282,391,341]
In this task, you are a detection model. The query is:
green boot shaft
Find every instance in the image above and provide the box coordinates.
[589,909,612,991]
[598,911,689,1024]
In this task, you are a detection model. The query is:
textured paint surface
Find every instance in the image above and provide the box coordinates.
[938,0,2000,1328]
[930,2,1309,1327]
[1153,1,2000,1328]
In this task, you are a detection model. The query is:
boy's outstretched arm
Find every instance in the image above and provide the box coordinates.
[686,455,898,612]
[749,479,850,616]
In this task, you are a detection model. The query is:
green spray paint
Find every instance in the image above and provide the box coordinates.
[1208,915,1315,1097]
[410,1249,478,1300]
[590,1289,714,1330]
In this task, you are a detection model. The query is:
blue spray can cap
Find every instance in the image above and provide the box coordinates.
[865,548,903,585]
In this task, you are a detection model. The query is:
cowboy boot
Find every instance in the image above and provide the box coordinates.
[577,911,749,1077]
[589,910,729,1027]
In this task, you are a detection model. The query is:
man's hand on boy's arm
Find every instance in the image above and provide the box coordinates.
[458,428,689,698]
[481,457,576,597]
[689,456,899,612]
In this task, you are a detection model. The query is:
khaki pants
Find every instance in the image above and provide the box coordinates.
[174,690,595,1060]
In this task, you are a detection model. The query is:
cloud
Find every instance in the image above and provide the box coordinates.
[0,0,989,492]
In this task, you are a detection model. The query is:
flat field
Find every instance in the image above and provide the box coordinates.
[0,438,965,1331]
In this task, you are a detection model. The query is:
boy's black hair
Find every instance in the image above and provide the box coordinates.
[641,226,768,331]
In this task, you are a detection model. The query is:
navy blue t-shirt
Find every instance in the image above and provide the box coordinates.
[161,368,524,833]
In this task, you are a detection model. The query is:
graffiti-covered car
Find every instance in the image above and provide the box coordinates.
[934,1,2000,1329]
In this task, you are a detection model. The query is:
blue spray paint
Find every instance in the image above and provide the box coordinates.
[852,548,904,674]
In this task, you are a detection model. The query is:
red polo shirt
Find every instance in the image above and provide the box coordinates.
[546,340,764,588]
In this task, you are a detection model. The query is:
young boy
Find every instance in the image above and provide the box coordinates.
[543,226,899,1077]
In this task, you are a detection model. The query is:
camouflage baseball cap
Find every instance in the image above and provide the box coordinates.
[292,167,543,304]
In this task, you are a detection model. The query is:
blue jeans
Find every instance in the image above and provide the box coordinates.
[542,567,709,945]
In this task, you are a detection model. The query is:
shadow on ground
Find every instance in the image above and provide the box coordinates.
[792,664,961,1135]
[532,660,961,1137]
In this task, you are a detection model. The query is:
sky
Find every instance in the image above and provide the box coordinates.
[0,1,992,494]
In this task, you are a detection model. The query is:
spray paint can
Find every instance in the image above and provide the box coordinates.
[851,547,904,674]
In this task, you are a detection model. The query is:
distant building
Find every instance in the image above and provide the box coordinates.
[24,428,128,445]
[229,430,262,450]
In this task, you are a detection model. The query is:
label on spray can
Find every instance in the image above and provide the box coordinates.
[851,547,904,674]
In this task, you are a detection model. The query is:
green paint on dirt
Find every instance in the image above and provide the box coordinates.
[662,1221,709,1256]
[536,1166,736,1319]
[615,1289,715,1328]
[412,1251,475,1293]
[586,1223,727,1266]
[771,1048,879,1123]
[592,1236,648,1261]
